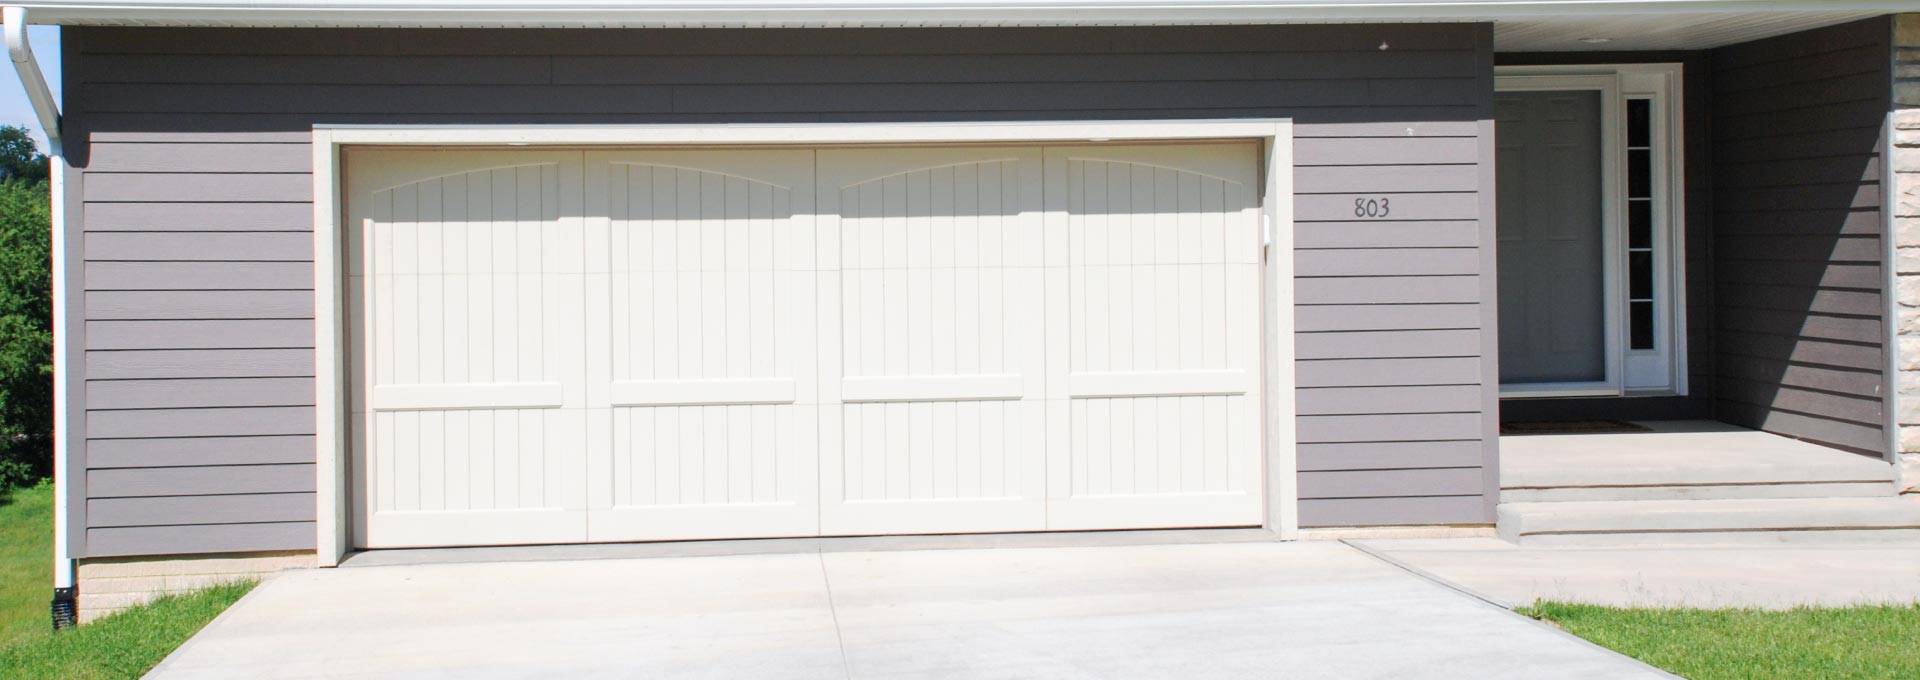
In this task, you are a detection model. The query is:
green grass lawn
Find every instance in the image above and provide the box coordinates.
[0,482,255,680]
[1522,601,1920,680]
[0,482,54,648]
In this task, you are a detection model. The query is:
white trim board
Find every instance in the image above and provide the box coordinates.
[312,120,1299,565]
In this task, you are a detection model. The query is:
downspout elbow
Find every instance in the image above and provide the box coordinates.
[4,6,59,147]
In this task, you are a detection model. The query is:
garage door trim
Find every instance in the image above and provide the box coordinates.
[311,119,1297,565]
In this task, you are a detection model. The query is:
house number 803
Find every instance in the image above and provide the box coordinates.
[1354,197,1390,218]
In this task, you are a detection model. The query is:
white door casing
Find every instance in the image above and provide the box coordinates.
[333,125,1292,553]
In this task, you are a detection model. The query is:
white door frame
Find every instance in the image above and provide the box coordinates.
[1496,63,1690,398]
[311,120,1299,565]
[1493,74,1627,399]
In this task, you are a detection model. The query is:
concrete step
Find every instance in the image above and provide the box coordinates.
[1497,496,1920,547]
[1502,480,1896,503]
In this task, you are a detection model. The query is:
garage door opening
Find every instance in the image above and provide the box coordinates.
[321,125,1293,553]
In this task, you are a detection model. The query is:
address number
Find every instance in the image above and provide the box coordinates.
[1353,197,1391,218]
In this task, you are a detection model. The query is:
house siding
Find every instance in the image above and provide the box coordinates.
[65,23,1499,557]
[1708,17,1893,457]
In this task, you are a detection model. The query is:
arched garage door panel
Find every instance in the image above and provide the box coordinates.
[348,150,590,549]
[587,150,822,542]
[816,147,1049,535]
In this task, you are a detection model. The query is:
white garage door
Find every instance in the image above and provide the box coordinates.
[349,142,1266,549]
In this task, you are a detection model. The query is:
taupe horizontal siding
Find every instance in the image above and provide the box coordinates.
[86,522,315,559]
[1296,495,1485,527]
[1294,330,1479,359]
[87,349,314,379]
[1708,16,1892,458]
[89,378,315,411]
[69,22,1498,556]
[89,493,318,528]
[89,464,315,498]
[88,435,317,469]
[1296,440,1481,471]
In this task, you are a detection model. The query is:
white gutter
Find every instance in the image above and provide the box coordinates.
[0,0,1910,26]
[5,7,72,618]
[4,7,53,146]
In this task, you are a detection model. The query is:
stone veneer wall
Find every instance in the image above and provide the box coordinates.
[1892,15,1920,492]
[76,551,312,623]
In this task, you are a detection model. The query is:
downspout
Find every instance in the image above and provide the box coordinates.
[4,6,74,629]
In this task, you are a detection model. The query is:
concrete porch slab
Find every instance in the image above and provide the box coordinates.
[1501,420,1895,489]
[1353,538,1920,609]
[147,542,1674,679]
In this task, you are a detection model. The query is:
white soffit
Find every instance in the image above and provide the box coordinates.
[1493,11,1887,52]
[0,1,1899,52]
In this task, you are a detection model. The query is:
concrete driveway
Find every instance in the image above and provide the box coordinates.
[147,541,1671,679]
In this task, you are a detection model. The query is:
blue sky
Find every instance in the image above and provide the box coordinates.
[0,26,60,151]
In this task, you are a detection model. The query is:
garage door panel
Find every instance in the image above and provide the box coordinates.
[1044,144,1264,530]
[352,151,591,548]
[818,148,1048,535]
[586,150,820,540]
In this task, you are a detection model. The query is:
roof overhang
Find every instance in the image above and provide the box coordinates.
[0,1,1904,51]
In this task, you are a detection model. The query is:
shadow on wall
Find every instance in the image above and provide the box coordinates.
[1707,16,1892,460]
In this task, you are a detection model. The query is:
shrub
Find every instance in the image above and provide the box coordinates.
[0,157,51,490]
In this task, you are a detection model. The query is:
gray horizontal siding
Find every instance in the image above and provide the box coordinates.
[1296,495,1485,527]
[1294,330,1479,360]
[68,22,1498,556]
[1708,16,1892,458]
[89,406,316,439]
[87,349,314,380]
[89,464,315,498]
[89,493,318,528]
[88,435,317,469]
[86,320,315,350]
[86,522,316,559]
[88,377,315,410]
[87,262,314,291]
[85,202,315,231]
[1297,468,1482,499]
[1296,440,1481,471]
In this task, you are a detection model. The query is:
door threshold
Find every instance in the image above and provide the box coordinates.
[337,527,1278,569]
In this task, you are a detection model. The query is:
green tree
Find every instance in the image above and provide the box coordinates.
[0,130,50,489]
[0,126,47,183]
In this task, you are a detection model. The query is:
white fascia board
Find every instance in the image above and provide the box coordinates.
[10,0,1912,26]
[317,119,1292,145]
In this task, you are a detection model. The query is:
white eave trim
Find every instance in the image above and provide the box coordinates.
[316,120,1292,145]
[8,0,1911,27]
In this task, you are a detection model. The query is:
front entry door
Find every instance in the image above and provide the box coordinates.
[1496,88,1612,391]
